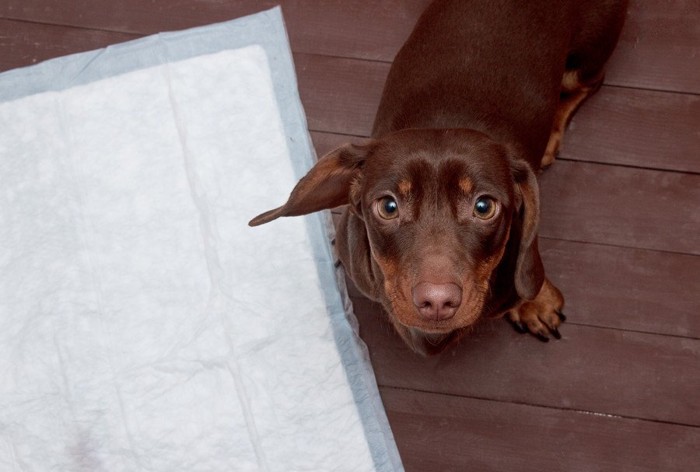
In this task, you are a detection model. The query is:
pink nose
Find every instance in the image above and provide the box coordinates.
[412,282,462,321]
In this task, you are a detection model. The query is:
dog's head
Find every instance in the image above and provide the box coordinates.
[250,129,543,355]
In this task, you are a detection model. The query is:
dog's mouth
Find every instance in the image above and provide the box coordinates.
[381,289,484,355]
[378,273,490,355]
[405,327,464,356]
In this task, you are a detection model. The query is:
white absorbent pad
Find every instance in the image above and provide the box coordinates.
[0,8,403,472]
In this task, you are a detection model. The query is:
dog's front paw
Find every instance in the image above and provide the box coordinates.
[507,278,565,342]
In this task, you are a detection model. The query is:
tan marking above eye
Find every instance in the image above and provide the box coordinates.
[459,177,474,195]
[398,180,412,197]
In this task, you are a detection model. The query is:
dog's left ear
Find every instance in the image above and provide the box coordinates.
[511,160,545,300]
[249,142,372,226]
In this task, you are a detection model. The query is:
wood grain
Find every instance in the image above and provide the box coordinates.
[538,160,700,254]
[2,0,699,93]
[353,296,700,426]
[605,0,700,94]
[295,53,387,137]
[563,87,700,173]
[539,238,700,338]
[382,387,700,472]
[0,19,137,71]
[0,0,428,62]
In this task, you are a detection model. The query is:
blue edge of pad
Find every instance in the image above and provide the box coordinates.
[0,7,404,472]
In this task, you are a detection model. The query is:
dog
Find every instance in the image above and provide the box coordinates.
[250,0,627,355]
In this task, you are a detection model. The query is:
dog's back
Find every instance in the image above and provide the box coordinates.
[373,0,628,168]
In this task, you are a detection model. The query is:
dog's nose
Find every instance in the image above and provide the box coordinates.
[412,282,462,321]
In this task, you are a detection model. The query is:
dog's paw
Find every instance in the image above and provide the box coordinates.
[507,278,565,342]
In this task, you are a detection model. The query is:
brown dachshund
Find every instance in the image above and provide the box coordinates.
[250,0,627,355]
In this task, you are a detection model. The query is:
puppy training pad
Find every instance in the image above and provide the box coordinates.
[0,8,402,472]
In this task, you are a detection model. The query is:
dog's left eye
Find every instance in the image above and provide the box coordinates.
[473,196,498,220]
[376,196,399,220]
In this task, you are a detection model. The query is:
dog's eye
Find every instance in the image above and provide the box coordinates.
[376,196,399,220]
[473,196,497,220]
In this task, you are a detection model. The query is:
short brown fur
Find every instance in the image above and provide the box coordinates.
[250,0,627,355]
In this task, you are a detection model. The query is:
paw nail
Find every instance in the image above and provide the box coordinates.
[551,328,562,340]
[536,332,550,343]
[510,320,527,334]
[556,310,567,321]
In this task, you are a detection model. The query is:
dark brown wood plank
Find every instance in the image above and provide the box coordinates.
[3,0,698,93]
[538,160,700,255]
[563,87,700,174]
[0,0,277,34]
[0,0,429,62]
[382,387,700,472]
[605,0,700,94]
[353,296,700,426]
[540,238,700,338]
[0,19,137,72]
[295,53,387,138]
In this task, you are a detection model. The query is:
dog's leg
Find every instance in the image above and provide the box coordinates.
[507,277,565,341]
[541,70,604,168]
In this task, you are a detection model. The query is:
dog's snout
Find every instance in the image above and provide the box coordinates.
[412,282,462,321]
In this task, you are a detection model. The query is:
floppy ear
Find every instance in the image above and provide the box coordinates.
[249,143,371,226]
[511,160,545,300]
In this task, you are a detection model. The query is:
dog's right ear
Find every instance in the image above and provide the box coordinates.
[249,142,372,226]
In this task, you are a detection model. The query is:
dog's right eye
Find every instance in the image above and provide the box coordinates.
[376,196,399,220]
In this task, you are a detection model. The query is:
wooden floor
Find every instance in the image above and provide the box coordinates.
[2,1,698,470]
